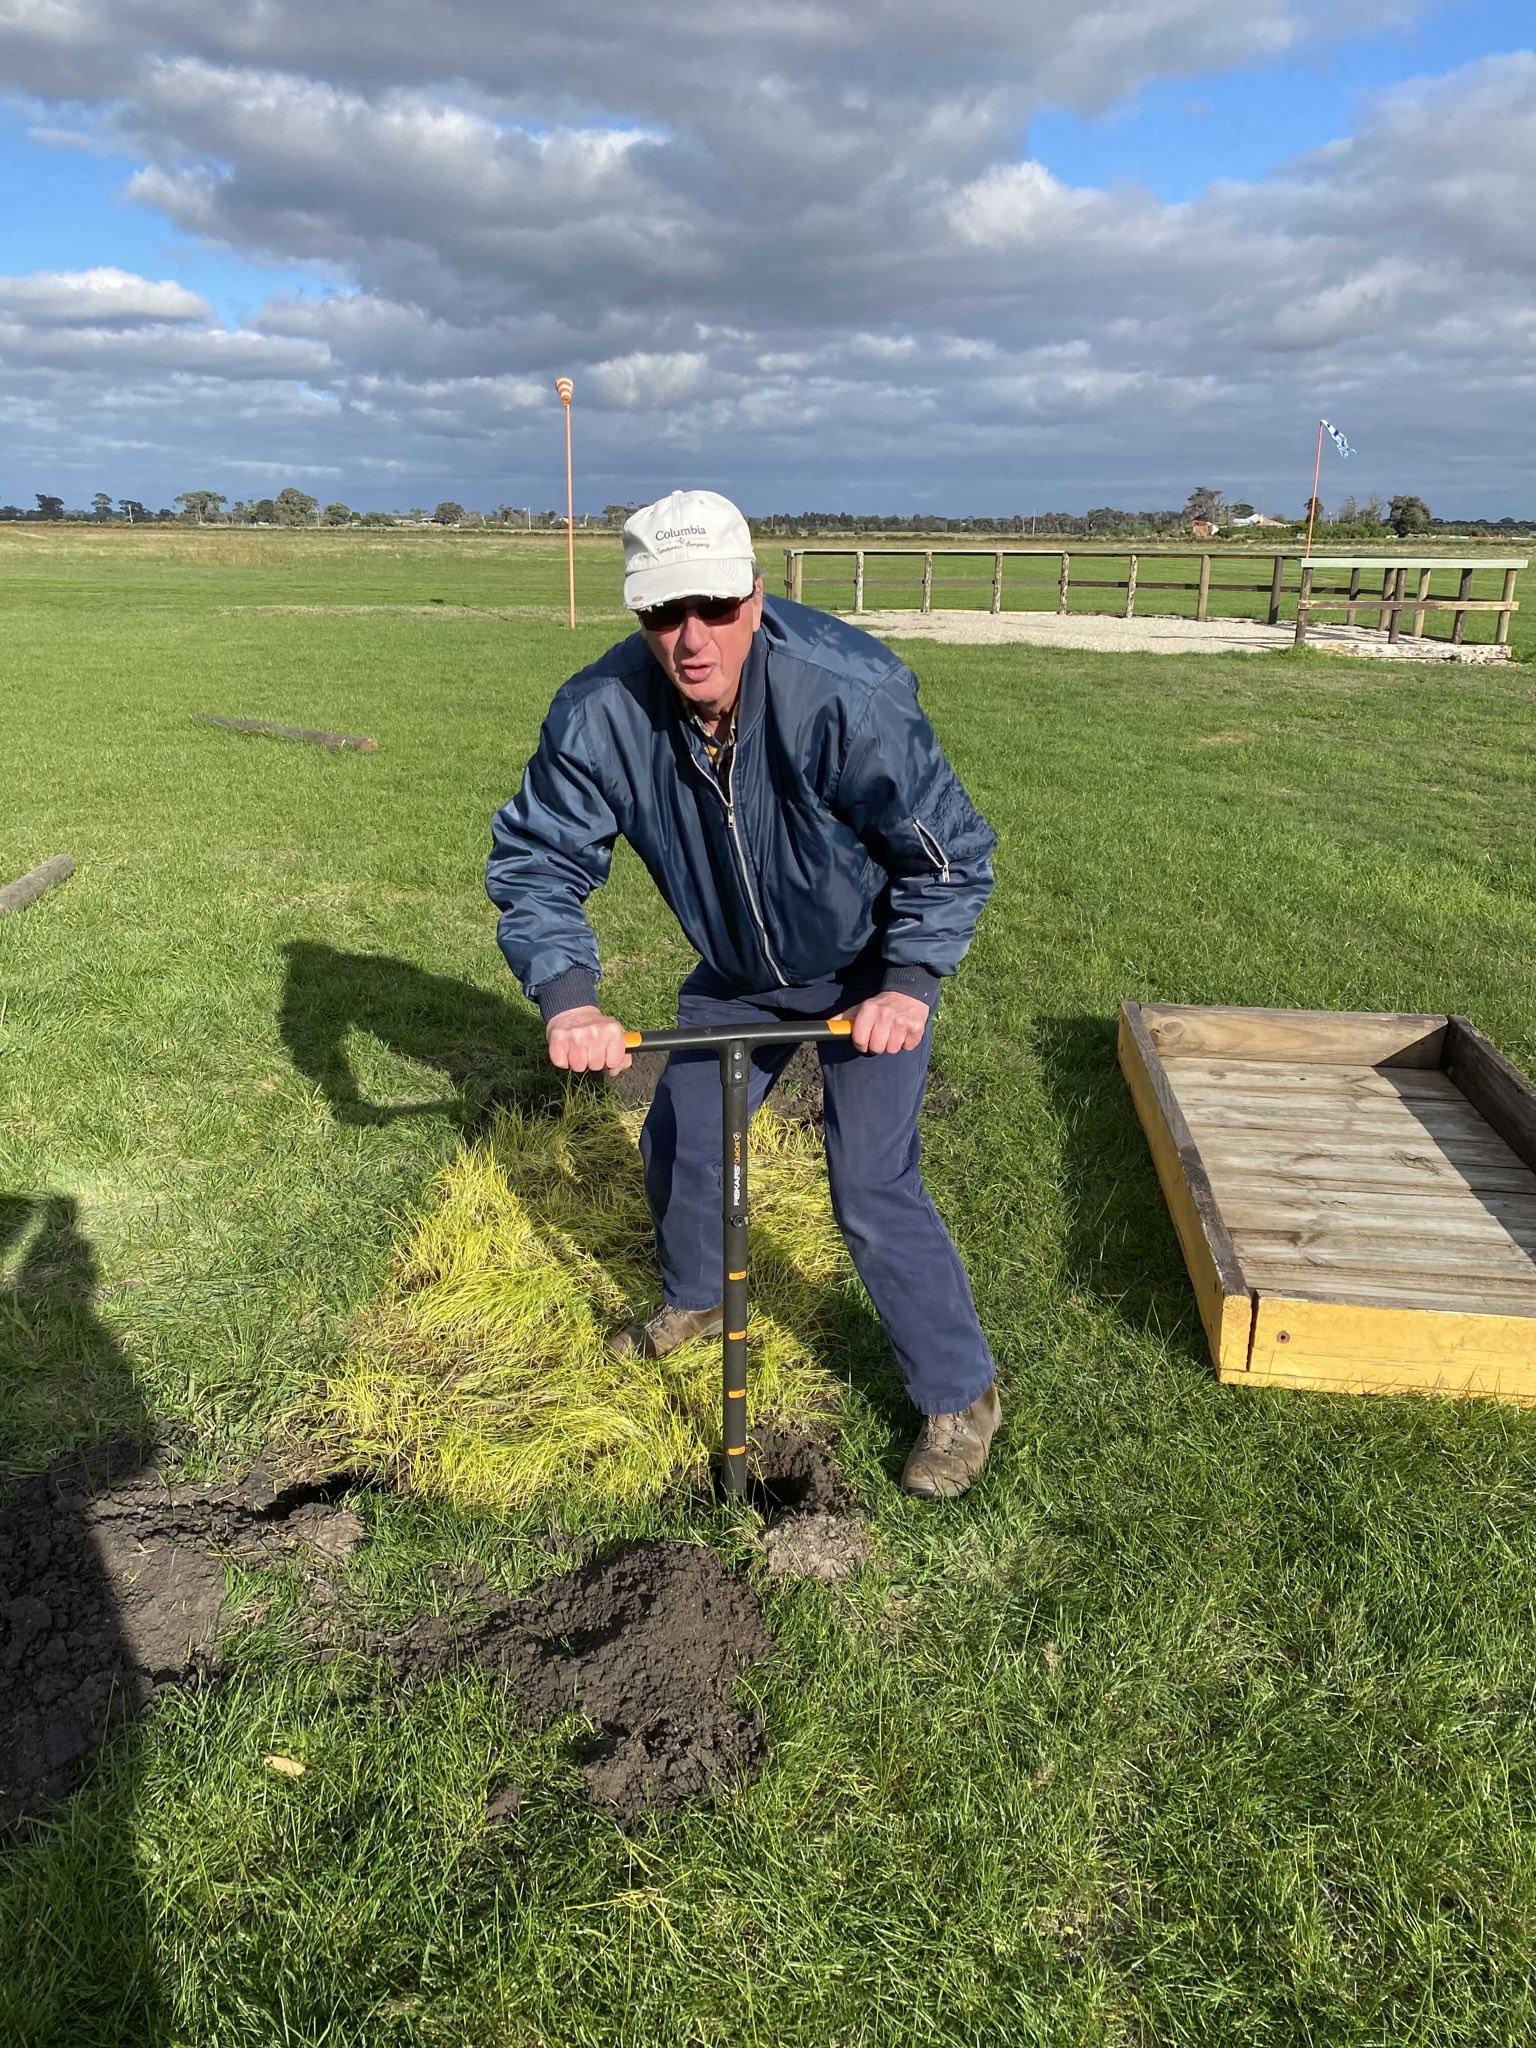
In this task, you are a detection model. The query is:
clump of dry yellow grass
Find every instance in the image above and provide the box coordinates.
[323,1091,847,1511]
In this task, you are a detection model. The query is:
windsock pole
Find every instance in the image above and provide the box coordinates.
[555,376,576,627]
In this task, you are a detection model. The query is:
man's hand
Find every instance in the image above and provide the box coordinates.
[835,991,930,1056]
[546,1004,631,1074]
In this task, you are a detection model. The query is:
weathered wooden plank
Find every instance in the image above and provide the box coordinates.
[1497,567,1518,646]
[1294,562,1314,647]
[196,715,379,752]
[991,551,1004,614]
[1057,552,1070,615]
[1196,554,1212,622]
[0,854,75,919]
[1242,1296,1536,1400]
[1212,1158,1536,1197]
[1443,1017,1536,1175]
[1194,1126,1522,1171]
[1179,1101,1509,1146]
[1178,1094,1466,1132]
[1217,1187,1536,1242]
[921,552,933,613]
[1237,1233,1536,1284]
[1124,555,1138,619]
[1140,1004,1447,1068]
[1165,1058,1459,1101]
[1452,565,1473,644]
[1117,1003,1254,1373]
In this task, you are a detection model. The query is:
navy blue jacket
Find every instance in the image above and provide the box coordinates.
[486,596,996,1014]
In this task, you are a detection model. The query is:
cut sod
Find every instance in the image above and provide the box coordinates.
[321,1090,846,1513]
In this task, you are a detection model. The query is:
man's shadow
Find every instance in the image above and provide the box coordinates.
[277,940,562,1130]
[1,1196,162,2039]
[1029,1013,1209,1355]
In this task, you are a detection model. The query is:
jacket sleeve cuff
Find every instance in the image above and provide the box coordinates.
[536,967,601,1023]
[880,963,943,1008]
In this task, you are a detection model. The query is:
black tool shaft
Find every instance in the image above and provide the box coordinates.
[720,1039,750,1497]
[620,1016,855,1498]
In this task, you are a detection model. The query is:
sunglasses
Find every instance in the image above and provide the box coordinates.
[636,592,747,633]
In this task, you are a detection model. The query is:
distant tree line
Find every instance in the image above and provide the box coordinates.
[3,485,1533,538]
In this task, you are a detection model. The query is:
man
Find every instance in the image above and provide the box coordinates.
[486,489,1000,1498]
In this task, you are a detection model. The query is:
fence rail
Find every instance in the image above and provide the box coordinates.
[782,548,1526,647]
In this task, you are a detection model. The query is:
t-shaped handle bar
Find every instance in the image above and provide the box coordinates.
[620,1017,853,1495]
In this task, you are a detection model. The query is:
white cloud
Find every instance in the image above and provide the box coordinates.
[0,267,211,324]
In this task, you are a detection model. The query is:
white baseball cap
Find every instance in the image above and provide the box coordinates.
[622,489,756,612]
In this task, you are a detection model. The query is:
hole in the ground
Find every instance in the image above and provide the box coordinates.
[705,1429,850,1519]
[252,1471,373,1520]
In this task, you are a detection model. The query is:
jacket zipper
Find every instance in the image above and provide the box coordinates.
[913,816,951,883]
[696,738,788,985]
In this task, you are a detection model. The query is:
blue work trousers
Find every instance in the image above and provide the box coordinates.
[638,963,995,1417]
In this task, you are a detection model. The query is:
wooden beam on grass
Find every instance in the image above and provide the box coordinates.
[0,854,75,919]
[196,714,379,753]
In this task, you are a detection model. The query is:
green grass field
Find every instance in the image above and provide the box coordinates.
[4,525,1536,2045]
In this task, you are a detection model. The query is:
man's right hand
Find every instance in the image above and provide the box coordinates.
[545,1004,632,1074]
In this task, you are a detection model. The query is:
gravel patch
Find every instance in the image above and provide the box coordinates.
[854,608,1512,661]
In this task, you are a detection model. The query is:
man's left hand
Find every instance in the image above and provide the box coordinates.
[835,991,931,1055]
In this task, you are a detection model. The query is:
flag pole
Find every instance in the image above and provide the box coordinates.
[555,376,575,627]
[1304,418,1325,558]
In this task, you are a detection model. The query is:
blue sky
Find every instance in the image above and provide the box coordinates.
[0,0,1531,513]
[1027,0,1529,199]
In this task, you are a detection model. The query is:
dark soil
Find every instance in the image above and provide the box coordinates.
[0,1448,364,1829]
[371,1540,774,1826]
[2,1435,860,1831]
[738,1427,850,1515]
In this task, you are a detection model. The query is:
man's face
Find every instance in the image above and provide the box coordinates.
[639,579,763,721]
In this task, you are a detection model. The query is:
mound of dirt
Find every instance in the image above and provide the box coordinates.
[373,1540,773,1826]
[0,1450,363,1828]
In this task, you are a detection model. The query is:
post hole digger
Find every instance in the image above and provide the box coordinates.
[619,1016,853,1497]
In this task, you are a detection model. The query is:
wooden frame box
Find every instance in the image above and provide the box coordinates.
[1119,1002,1536,1402]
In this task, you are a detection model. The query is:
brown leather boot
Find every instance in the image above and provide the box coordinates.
[608,1302,724,1360]
[901,1385,1002,1499]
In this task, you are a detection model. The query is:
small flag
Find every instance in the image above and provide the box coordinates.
[1322,419,1355,458]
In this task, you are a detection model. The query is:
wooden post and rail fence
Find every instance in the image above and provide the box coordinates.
[781,547,1526,648]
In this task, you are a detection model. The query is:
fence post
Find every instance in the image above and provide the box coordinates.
[784,550,797,601]
[1345,567,1361,627]
[991,551,1004,615]
[1268,555,1285,626]
[1196,554,1211,623]
[1413,567,1431,639]
[853,550,865,614]
[1058,552,1071,614]
[1497,567,1518,646]
[1294,563,1314,648]
[1451,566,1474,644]
[1377,568,1393,632]
[1124,554,1138,620]
[1387,566,1407,644]
[922,551,933,613]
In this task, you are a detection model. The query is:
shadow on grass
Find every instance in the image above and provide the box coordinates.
[0,1197,164,2043]
[1030,1012,1208,1358]
[277,940,558,1130]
